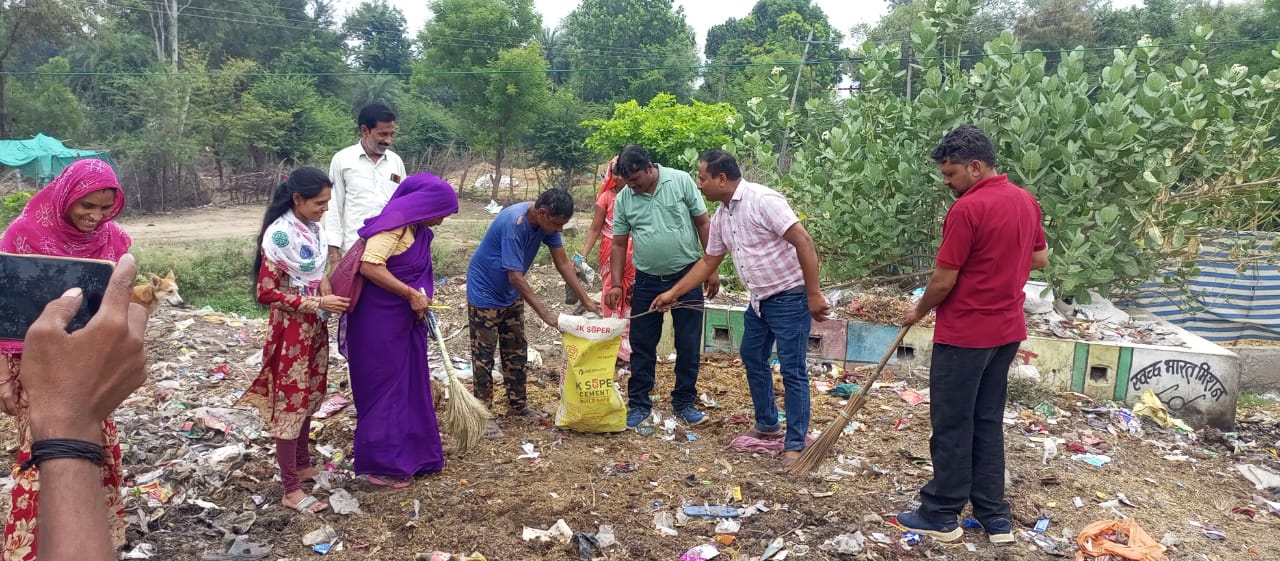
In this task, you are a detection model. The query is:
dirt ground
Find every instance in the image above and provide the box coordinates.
[6,201,1280,561]
[46,288,1280,561]
[115,195,596,249]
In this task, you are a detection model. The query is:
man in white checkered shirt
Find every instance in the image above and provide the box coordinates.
[651,149,830,467]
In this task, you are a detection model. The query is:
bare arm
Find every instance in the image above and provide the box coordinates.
[650,253,725,311]
[360,262,431,315]
[604,233,630,309]
[325,156,346,264]
[1032,249,1049,270]
[691,213,719,298]
[581,204,608,258]
[904,268,959,325]
[22,255,148,561]
[782,222,830,320]
[551,246,598,315]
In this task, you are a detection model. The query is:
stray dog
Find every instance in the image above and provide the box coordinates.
[132,270,186,314]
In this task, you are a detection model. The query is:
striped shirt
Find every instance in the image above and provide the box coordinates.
[706,180,805,312]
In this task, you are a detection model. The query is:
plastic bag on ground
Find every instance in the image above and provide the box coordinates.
[553,314,628,433]
[1074,519,1167,561]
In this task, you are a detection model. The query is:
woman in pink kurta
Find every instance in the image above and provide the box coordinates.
[581,158,635,362]
[0,159,131,561]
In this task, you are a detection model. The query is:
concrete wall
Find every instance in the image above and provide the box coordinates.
[1236,347,1280,392]
[686,304,1241,429]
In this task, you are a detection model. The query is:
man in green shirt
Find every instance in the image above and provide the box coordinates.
[605,144,719,428]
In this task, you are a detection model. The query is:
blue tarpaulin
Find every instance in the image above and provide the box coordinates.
[0,133,113,184]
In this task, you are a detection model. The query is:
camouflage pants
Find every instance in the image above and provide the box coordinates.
[468,302,528,411]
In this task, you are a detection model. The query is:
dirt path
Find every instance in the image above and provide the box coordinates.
[118,197,594,248]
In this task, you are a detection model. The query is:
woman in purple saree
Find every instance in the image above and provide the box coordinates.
[342,173,458,486]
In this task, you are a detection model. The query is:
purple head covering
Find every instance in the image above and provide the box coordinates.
[358,172,460,238]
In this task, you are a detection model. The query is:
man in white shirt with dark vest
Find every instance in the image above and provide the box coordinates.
[324,103,407,264]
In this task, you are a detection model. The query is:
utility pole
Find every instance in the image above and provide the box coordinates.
[779,29,814,174]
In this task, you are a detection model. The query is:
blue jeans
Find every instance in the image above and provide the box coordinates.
[740,288,812,451]
[628,265,703,412]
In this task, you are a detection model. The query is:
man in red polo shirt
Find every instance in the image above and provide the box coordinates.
[896,125,1049,545]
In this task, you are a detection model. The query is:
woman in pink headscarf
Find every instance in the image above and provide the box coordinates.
[580,158,635,363]
[0,159,131,561]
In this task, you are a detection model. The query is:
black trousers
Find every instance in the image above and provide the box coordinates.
[918,341,1019,523]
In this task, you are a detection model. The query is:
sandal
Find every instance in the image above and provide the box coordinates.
[484,419,504,440]
[283,494,328,514]
[364,475,411,489]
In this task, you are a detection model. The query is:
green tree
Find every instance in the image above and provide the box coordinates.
[248,75,350,165]
[414,0,541,105]
[584,93,738,170]
[8,57,88,141]
[537,26,571,87]
[702,0,848,108]
[562,0,698,103]
[735,0,1280,301]
[1013,0,1099,67]
[478,44,551,200]
[527,91,599,188]
[342,0,412,75]
[0,0,93,136]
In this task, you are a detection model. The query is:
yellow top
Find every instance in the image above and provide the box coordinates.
[360,226,415,265]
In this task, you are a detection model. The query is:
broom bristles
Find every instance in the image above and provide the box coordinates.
[429,310,494,453]
[786,326,911,475]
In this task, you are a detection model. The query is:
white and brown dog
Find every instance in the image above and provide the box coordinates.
[131,270,186,314]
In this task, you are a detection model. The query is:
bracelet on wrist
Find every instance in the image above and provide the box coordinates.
[19,439,105,472]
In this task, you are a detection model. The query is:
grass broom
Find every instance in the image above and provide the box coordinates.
[786,325,911,474]
[426,306,493,453]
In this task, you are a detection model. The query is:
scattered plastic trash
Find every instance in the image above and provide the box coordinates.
[1235,463,1280,490]
[680,544,720,561]
[1043,438,1059,464]
[328,489,362,515]
[123,543,156,559]
[900,531,922,546]
[714,519,741,534]
[1076,519,1166,560]
[760,537,786,560]
[895,387,926,405]
[1133,389,1193,433]
[302,526,339,546]
[484,199,503,214]
[1028,531,1066,556]
[1189,520,1226,541]
[653,511,678,536]
[516,442,540,460]
[827,383,860,398]
[1035,517,1050,533]
[595,525,618,548]
[820,531,866,554]
[312,395,351,419]
[1034,400,1057,418]
[682,505,741,518]
[521,519,574,543]
[1072,453,1112,467]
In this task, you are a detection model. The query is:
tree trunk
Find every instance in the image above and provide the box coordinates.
[168,0,180,70]
[0,68,9,138]
[491,143,505,202]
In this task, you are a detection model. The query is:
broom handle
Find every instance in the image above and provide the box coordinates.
[423,297,460,386]
[846,325,911,407]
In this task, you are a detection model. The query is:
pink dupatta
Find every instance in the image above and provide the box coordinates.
[0,159,131,353]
